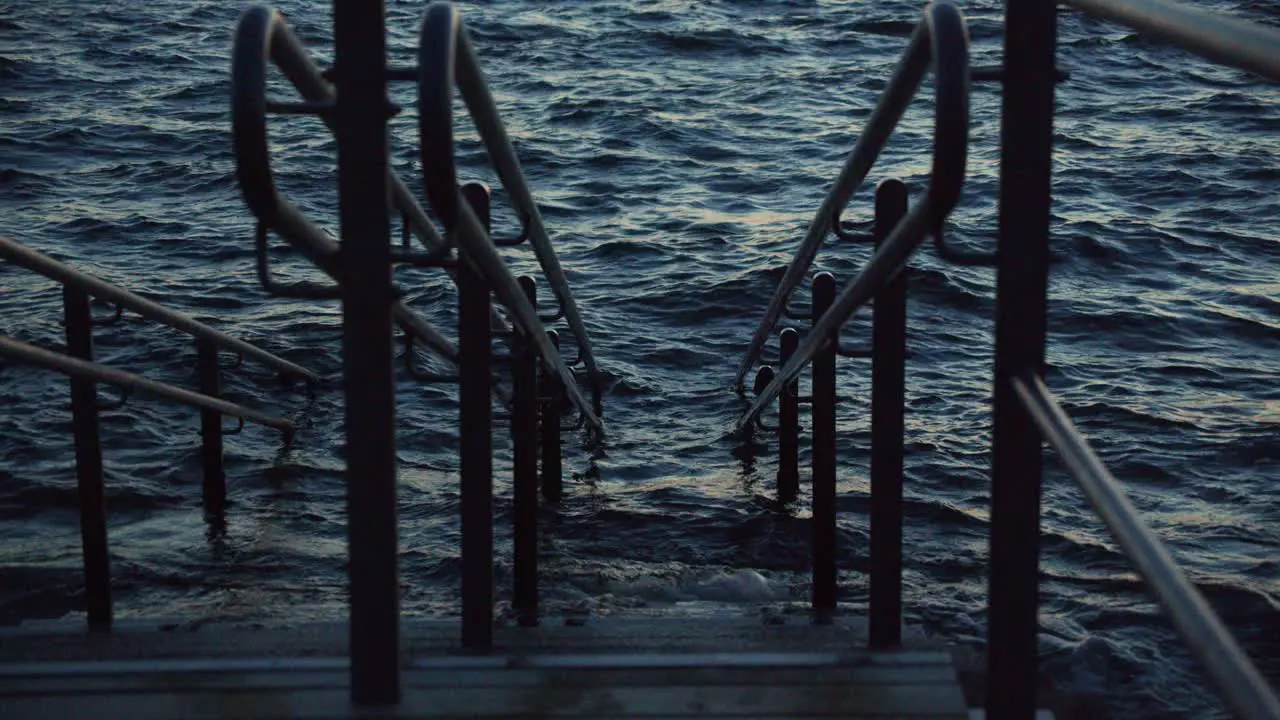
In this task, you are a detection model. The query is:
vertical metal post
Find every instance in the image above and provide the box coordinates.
[512,276,539,626]
[988,0,1057,716]
[333,0,399,704]
[540,331,563,502]
[63,286,111,631]
[810,271,837,621]
[869,179,908,649]
[777,328,800,503]
[459,183,494,651]
[196,339,226,518]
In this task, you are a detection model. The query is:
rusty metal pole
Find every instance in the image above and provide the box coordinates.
[333,0,399,704]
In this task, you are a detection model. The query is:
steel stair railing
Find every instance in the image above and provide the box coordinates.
[730,2,971,392]
[0,235,319,383]
[0,233,307,631]
[417,2,604,434]
[983,1,1280,717]
[1011,375,1280,720]
[1062,0,1280,82]
[231,6,461,365]
[735,2,969,432]
[0,336,295,434]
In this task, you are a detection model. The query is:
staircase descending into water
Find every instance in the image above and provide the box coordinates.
[2,0,1278,718]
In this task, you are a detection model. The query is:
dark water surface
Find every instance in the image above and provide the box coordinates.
[1,0,1277,717]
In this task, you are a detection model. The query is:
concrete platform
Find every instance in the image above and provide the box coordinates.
[0,616,969,718]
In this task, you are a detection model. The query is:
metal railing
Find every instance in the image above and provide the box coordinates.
[228,1,610,700]
[1063,0,1280,81]
[735,1,969,430]
[232,5,458,364]
[1013,376,1280,720]
[0,336,294,433]
[0,234,309,632]
[982,2,1280,718]
[417,4,601,415]
[721,0,1280,716]
[0,235,318,383]
[728,0,1280,718]
[418,2,604,425]
[231,4,602,433]
[982,1,1280,718]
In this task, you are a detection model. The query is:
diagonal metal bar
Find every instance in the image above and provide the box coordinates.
[735,2,969,431]
[730,17,933,391]
[736,204,934,433]
[236,5,444,253]
[1063,0,1280,82]
[417,2,604,435]
[1013,374,1280,720]
[0,235,319,383]
[419,2,603,390]
[0,336,294,433]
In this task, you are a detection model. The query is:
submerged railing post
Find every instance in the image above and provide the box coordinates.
[777,328,800,503]
[512,276,540,626]
[63,286,111,631]
[768,327,798,502]
[540,331,563,502]
[459,183,494,651]
[869,179,909,648]
[333,0,399,704]
[988,0,1057,716]
[810,271,837,621]
[196,339,226,519]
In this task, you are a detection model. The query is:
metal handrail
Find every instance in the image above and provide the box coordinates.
[418,2,604,435]
[232,7,445,255]
[1012,374,1280,720]
[731,2,968,391]
[231,6,458,363]
[735,2,969,432]
[0,336,294,434]
[420,2,602,388]
[0,235,319,383]
[1062,0,1280,82]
